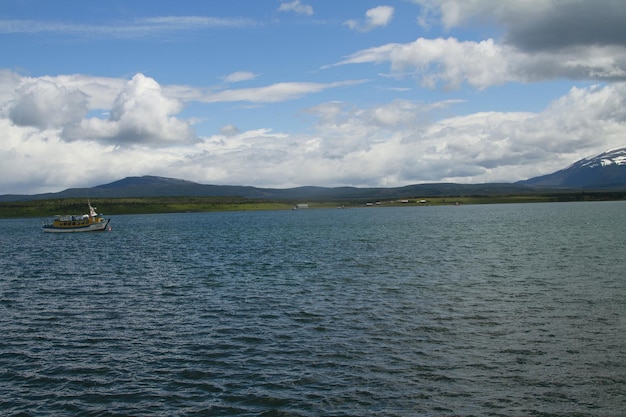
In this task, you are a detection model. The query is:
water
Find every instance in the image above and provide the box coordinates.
[1,201,625,416]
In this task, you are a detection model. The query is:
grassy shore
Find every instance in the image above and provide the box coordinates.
[0,197,293,218]
[1,191,625,219]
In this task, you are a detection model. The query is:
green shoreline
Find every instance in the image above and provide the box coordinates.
[1,191,625,219]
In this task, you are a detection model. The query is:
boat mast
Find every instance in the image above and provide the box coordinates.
[88,199,97,222]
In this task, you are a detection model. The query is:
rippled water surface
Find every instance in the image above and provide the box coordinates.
[1,202,625,416]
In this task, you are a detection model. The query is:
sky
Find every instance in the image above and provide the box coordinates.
[1,0,626,194]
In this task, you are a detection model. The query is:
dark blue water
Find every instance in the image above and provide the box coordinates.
[1,202,625,416]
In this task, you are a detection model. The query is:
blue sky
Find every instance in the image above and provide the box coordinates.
[1,0,625,194]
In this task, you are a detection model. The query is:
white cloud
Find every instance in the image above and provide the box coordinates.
[135,16,253,29]
[0,69,23,103]
[366,6,395,28]
[278,1,314,16]
[7,78,89,129]
[222,71,259,83]
[220,124,240,136]
[328,37,626,89]
[197,80,368,104]
[46,74,126,109]
[0,71,126,112]
[161,78,368,106]
[62,73,194,145]
[328,37,508,88]
[345,5,394,32]
[0,15,256,39]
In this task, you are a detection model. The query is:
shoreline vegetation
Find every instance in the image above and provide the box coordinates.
[1,191,625,219]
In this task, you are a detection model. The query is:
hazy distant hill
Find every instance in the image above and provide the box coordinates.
[0,175,537,202]
[518,147,626,188]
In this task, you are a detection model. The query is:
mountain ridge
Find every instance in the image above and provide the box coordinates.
[517,147,626,188]
[2,147,625,202]
[0,178,540,202]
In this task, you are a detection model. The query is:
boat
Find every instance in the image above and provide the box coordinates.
[43,202,111,233]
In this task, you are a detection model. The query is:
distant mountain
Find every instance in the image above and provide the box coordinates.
[518,147,626,188]
[0,175,537,202]
[2,148,626,202]
[94,176,198,189]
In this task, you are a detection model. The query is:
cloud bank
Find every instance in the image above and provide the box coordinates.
[330,37,626,88]
[1,69,625,194]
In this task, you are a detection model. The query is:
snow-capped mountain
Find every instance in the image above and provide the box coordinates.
[519,147,626,188]
[569,147,626,169]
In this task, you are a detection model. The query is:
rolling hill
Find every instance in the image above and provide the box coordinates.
[0,176,537,202]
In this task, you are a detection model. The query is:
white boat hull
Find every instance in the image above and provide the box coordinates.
[43,219,110,233]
